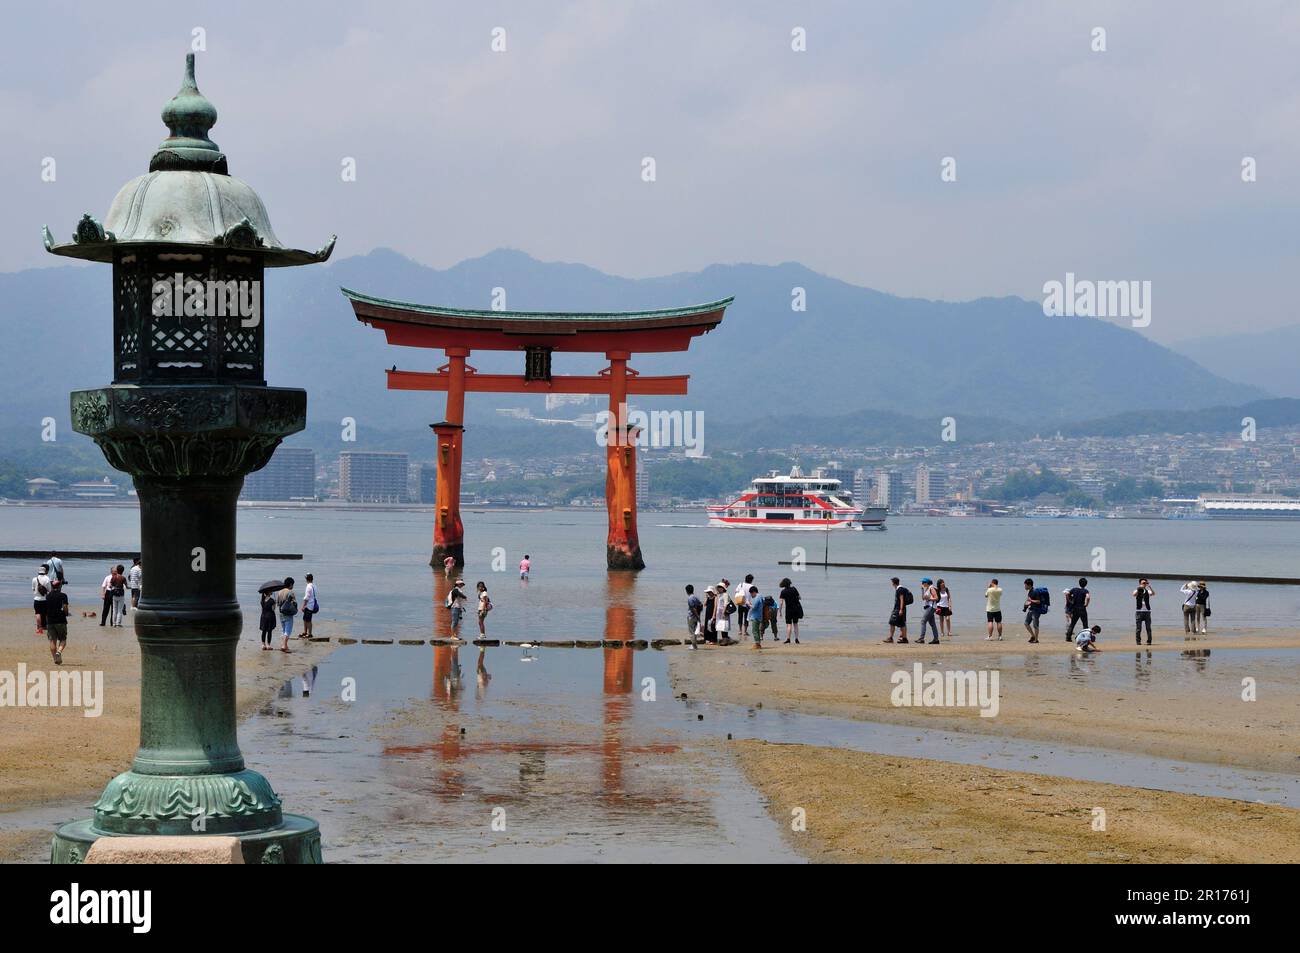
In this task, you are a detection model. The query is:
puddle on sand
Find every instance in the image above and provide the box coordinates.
[238,645,801,863]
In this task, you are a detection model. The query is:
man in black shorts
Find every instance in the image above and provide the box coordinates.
[45,579,70,665]
[883,577,909,643]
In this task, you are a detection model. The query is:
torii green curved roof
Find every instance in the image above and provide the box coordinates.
[340,287,733,324]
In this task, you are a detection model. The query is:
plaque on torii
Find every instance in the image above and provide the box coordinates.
[342,289,731,570]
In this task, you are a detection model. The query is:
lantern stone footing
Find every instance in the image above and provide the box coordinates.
[52,814,321,865]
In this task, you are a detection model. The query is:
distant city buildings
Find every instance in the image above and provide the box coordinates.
[915,464,948,504]
[636,466,650,505]
[339,451,409,503]
[874,468,905,511]
[242,447,316,501]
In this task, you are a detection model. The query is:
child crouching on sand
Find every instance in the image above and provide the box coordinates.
[1075,625,1102,653]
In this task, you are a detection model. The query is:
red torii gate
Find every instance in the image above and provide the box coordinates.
[342,288,731,570]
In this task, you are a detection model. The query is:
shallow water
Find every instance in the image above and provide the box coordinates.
[3,507,1298,861]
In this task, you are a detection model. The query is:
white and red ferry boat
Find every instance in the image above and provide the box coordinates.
[707,467,886,530]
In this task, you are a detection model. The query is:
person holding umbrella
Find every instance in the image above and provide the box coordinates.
[258,578,284,651]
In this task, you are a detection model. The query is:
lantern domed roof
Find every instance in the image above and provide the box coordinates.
[43,54,334,268]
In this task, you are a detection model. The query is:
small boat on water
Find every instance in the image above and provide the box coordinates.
[707,466,886,530]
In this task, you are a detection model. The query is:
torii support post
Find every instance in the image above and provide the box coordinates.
[605,351,644,570]
[431,347,468,568]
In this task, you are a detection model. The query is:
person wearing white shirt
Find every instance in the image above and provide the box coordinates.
[127,558,143,609]
[99,567,115,627]
[301,574,318,638]
[32,565,52,634]
[1180,582,1198,633]
[735,575,756,639]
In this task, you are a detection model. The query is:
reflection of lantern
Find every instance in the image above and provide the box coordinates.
[47,55,333,865]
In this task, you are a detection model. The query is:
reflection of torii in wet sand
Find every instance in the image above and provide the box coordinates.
[388,572,676,809]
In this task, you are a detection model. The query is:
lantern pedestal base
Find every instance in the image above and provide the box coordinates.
[51,814,321,865]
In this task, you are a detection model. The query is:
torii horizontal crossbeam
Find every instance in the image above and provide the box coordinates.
[386,368,689,396]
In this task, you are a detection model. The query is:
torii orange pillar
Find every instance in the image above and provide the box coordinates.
[430,347,468,568]
[605,350,645,570]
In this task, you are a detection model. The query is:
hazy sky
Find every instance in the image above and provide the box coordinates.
[3,1,1298,343]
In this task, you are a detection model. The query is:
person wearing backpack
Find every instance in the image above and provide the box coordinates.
[1065,577,1091,641]
[275,577,298,652]
[446,579,468,635]
[475,581,492,637]
[917,577,940,645]
[32,563,52,635]
[108,564,128,627]
[883,577,912,643]
[1022,577,1046,643]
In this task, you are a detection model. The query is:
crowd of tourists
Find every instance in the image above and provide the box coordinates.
[882,574,1212,650]
[29,553,142,665]
[684,574,805,649]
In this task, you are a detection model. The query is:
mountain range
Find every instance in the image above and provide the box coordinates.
[1171,324,1300,399]
[0,248,1270,448]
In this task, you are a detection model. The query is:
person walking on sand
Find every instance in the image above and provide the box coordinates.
[475,581,493,637]
[1180,581,1199,633]
[762,591,780,640]
[447,579,468,635]
[48,554,65,586]
[747,585,765,649]
[127,557,142,611]
[108,564,127,627]
[98,565,114,627]
[275,577,298,652]
[936,579,953,639]
[702,584,717,643]
[1064,577,1091,641]
[713,583,733,644]
[45,579,69,665]
[1075,624,1103,653]
[1195,581,1210,634]
[778,577,803,644]
[686,584,703,645]
[258,587,276,650]
[519,554,531,581]
[985,578,1004,640]
[735,575,755,640]
[300,573,319,639]
[1023,578,1045,643]
[1134,578,1155,645]
[884,577,911,643]
[917,577,940,645]
[32,563,52,635]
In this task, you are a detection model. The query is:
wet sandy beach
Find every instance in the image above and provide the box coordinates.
[0,606,336,860]
[668,629,1300,773]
